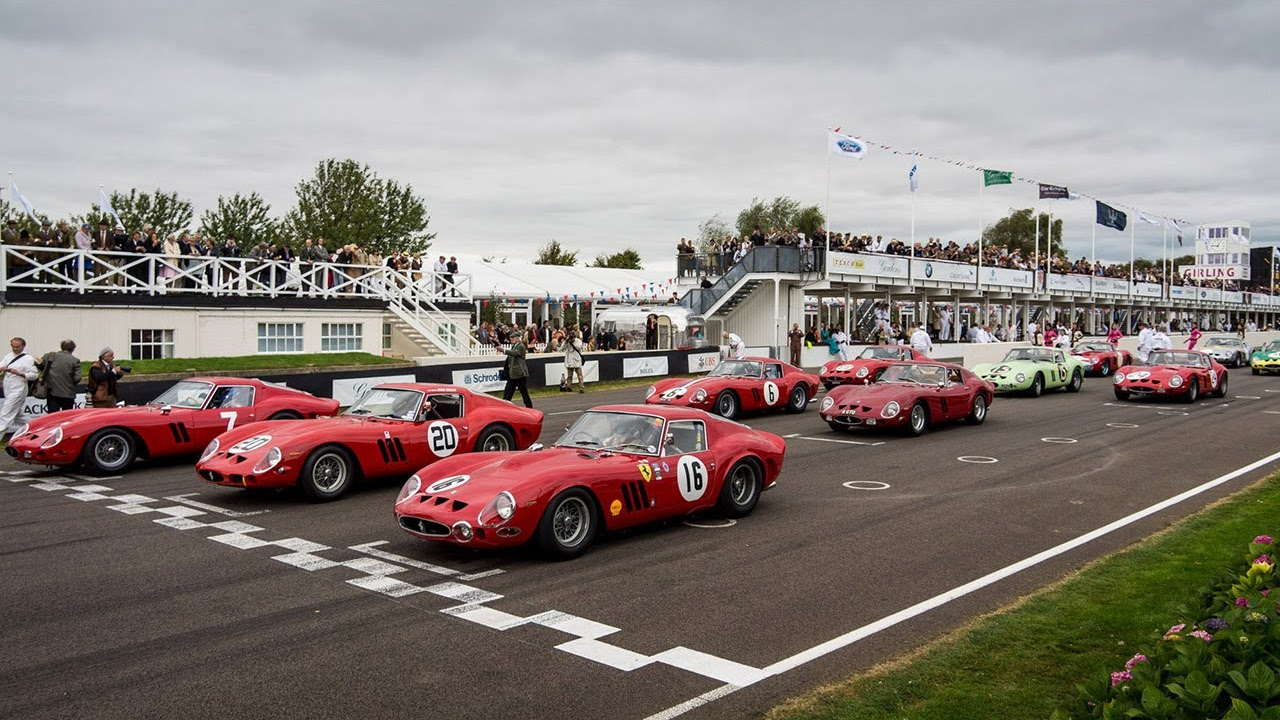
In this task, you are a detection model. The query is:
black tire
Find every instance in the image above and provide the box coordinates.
[822,382,834,392]
[784,385,808,414]
[1183,380,1199,404]
[536,488,598,560]
[1027,373,1045,398]
[475,424,515,452]
[965,394,988,425]
[1114,389,1131,401]
[1212,373,1228,399]
[268,410,302,420]
[905,402,928,437]
[83,429,136,474]
[1066,369,1083,393]
[298,445,356,502]
[1253,367,1260,376]
[1100,361,1112,377]
[714,390,739,420]
[716,459,762,518]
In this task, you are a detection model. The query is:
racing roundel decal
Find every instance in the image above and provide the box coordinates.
[228,435,272,454]
[427,420,459,458]
[426,474,469,493]
[1209,369,1217,386]
[677,456,708,502]
[763,381,780,406]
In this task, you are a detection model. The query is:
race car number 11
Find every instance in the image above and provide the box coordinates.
[428,421,459,457]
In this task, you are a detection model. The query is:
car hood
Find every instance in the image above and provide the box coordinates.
[1117,365,1192,380]
[208,415,417,451]
[824,382,925,408]
[24,404,185,432]
[402,447,660,505]
[1253,350,1280,360]
[649,375,733,398]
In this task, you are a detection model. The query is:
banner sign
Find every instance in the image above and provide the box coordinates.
[981,266,1033,288]
[911,258,975,284]
[623,356,670,378]
[829,252,909,279]
[332,374,416,405]
[686,352,720,373]
[21,393,89,418]
[542,360,600,387]
[1180,265,1250,281]
[1224,291,1244,304]
[1170,286,1197,300]
[1134,282,1162,298]
[1049,273,1091,293]
[1092,277,1129,295]
[450,368,506,393]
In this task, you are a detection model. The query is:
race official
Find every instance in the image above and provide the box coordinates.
[1,337,38,437]
[501,333,533,408]
[38,339,82,412]
[910,323,933,355]
[1149,325,1172,354]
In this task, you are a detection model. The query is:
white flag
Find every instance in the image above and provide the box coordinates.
[1136,209,1160,226]
[9,179,39,223]
[828,130,867,160]
[1167,219,1183,246]
[908,163,918,192]
[99,187,124,229]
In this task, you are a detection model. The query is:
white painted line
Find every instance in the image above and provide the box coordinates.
[957,456,998,464]
[154,506,207,519]
[1157,410,1189,416]
[527,610,620,640]
[67,492,112,502]
[642,685,741,720]
[31,482,75,492]
[546,410,584,416]
[441,603,527,630]
[1041,437,1078,444]
[1264,411,1280,415]
[273,537,329,553]
[163,493,271,518]
[843,480,890,490]
[65,473,121,482]
[341,557,405,576]
[206,520,263,533]
[350,541,472,578]
[557,638,655,671]
[107,504,159,515]
[154,517,209,531]
[1106,423,1139,428]
[0,469,36,476]
[683,518,737,529]
[209,533,271,549]
[1236,395,1261,400]
[112,494,158,504]
[348,575,427,597]
[782,433,885,447]
[272,552,340,571]
[424,582,502,604]
[1266,389,1280,393]
[653,647,771,686]
[458,569,505,581]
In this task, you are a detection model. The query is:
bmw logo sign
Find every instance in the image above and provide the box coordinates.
[924,263,933,278]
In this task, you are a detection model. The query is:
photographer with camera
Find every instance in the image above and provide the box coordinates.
[88,347,129,408]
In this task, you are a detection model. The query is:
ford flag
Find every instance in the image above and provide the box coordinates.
[828,131,867,160]
[1038,183,1069,199]
[1096,201,1127,232]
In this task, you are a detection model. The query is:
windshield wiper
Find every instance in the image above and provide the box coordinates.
[346,409,373,415]
[601,443,655,453]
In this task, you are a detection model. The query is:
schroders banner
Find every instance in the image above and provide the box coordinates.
[1092,277,1129,295]
[450,368,506,393]
[829,252,909,279]
[1134,282,1162,298]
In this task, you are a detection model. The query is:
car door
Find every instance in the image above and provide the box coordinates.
[937,368,972,421]
[1049,350,1070,388]
[402,392,472,469]
[654,420,718,515]
[756,363,786,411]
[191,384,259,446]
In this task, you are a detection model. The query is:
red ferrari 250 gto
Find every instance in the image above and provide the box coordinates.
[645,356,819,420]
[819,361,994,436]
[1113,349,1228,403]
[819,345,930,389]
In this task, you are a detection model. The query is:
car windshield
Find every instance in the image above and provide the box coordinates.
[150,380,215,409]
[1004,347,1054,362]
[1074,343,1111,353]
[344,387,423,420]
[709,360,763,378]
[1203,337,1240,348]
[1262,341,1280,353]
[879,364,946,385]
[555,410,664,455]
[859,347,902,360]
[1148,351,1205,368]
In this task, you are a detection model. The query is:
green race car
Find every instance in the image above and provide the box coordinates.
[1251,340,1280,375]
[972,346,1087,397]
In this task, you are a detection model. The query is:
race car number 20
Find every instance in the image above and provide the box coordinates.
[677,456,708,502]
[428,421,459,457]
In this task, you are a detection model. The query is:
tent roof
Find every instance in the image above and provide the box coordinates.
[466,261,680,302]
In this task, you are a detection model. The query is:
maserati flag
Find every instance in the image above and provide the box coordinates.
[909,163,918,192]
[828,130,867,160]
[1096,201,1127,232]
[983,169,1013,186]
[1038,183,1069,199]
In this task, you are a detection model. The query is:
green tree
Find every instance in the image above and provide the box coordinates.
[696,213,732,252]
[982,208,1065,260]
[281,158,434,255]
[88,188,194,237]
[534,239,578,266]
[478,292,507,327]
[591,248,643,269]
[199,192,279,247]
[734,196,823,237]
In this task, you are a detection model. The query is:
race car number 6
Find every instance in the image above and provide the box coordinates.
[764,381,780,406]
[677,456,708,502]
[428,421,459,457]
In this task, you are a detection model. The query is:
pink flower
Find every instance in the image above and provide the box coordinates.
[1255,535,1275,545]
[1264,589,1271,597]
[1237,597,1250,607]
[1168,623,1186,633]
[1257,555,1273,564]
[1111,670,1133,686]
[1189,630,1213,642]
[1125,653,1148,669]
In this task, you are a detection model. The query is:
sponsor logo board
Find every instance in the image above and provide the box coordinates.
[332,375,417,405]
[451,368,506,393]
[686,352,720,373]
[542,360,600,386]
[623,356,670,378]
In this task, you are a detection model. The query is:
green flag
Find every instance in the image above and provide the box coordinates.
[983,169,1013,187]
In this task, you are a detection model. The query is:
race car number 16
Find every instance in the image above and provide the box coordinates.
[677,455,708,502]
[428,421,459,457]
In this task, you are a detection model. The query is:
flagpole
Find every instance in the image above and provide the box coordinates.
[1091,221,1096,279]
[1129,215,1135,302]
[1162,223,1168,301]
[824,136,832,281]
[977,172,983,293]
[1046,211,1053,294]
[1033,201,1040,294]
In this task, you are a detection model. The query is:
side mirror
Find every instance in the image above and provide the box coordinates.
[160,404,172,415]
[527,443,544,452]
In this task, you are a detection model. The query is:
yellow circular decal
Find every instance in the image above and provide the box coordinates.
[609,499,622,516]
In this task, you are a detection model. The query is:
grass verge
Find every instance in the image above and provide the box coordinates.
[97,352,408,376]
[767,471,1280,720]
[506,375,695,400]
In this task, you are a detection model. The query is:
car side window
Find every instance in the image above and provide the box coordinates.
[947,369,963,385]
[764,364,783,379]
[209,386,255,409]
[663,420,707,456]
[425,393,464,419]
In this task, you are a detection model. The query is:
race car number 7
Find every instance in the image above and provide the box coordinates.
[220,411,237,432]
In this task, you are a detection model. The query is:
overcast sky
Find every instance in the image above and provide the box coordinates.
[3,0,1278,272]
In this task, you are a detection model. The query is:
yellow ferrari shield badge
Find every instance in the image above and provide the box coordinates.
[638,463,653,483]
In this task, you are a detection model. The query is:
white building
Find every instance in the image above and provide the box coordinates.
[1181,221,1252,281]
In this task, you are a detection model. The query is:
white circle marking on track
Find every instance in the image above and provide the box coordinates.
[1235,396,1261,400]
[1106,422,1139,428]
[842,480,890,491]
[957,456,998,464]
[1041,437,1077,444]
[683,518,737,529]
[1157,410,1189,416]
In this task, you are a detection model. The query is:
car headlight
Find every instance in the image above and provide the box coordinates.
[1114,373,1125,383]
[1168,375,1183,388]
[1015,373,1026,383]
[821,396,834,412]
[692,389,707,403]
[199,438,220,462]
[881,401,900,419]
[40,426,63,449]
[252,446,282,474]
[478,490,517,528]
[855,367,869,378]
[396,474,422,504]
[646,385,656,398]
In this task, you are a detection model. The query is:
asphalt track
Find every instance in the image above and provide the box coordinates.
[4,372,1280,720]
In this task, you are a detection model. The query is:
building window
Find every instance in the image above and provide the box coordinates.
[321,323,363,352]
[258,323,304,353]
[382,322,392,350]
[130,329,175,359]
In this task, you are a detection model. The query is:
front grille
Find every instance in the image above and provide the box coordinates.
[832,416,863,426]
[416,495,468,512]
[201,470,224,482]
[399,516,451,537]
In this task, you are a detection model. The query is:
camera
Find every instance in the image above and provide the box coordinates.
[118,365,132,374]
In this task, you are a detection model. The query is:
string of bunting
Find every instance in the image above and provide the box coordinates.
[851,134,1197,229]
[477,277,681,306]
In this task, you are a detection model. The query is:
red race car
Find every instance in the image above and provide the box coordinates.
[1072,341,1133,376]
[819,361,994,436]
[820,345,930,389]
[394,404,786,559]
[645,356,819,420]
[1113,349,1228,403]
[196,383,543,501]
[5,377,338,473]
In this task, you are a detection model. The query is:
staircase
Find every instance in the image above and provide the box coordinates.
[383,270,482,356]
[680,246,807,316]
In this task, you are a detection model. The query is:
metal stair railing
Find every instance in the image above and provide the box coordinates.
[382,269,483,356]
[678,246,804,315]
